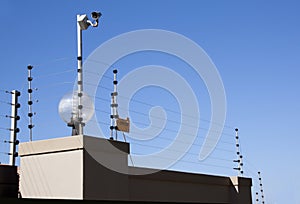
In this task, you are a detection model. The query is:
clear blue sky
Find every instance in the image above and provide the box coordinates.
[1,1,300,203]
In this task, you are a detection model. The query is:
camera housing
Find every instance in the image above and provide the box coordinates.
[91,11,102,20]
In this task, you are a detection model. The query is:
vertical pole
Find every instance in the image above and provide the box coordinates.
[27,65,34,141]
[258,171,265,204]
[113,69,118,140]
[9,90,20,166]
[234,128,243,176]
[110,69,119,140]
[77,15,83,135]
[110,93,114,140]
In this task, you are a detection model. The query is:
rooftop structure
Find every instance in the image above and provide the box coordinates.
[18,135,252,203]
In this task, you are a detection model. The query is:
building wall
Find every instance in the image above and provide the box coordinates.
[128,168,231,203]
[19,136,252,203]
[83,137,130,201]
[83,151,252,203]
[19,137,83,199]
[0,165,19,198]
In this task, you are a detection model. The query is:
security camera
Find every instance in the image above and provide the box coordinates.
[77,12,101,30]
[91,11,102,20]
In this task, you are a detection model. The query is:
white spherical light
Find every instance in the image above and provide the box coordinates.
[58,91,94,124]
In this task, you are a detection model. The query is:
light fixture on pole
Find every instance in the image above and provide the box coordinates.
[71,11,101,136]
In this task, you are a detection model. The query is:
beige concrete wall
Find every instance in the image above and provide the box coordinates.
[19,136,252,203]
[19,137,84,199]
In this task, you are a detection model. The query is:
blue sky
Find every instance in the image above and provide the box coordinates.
[1,1,300,203]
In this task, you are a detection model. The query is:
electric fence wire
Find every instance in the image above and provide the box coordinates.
[86,115,236,173]
[26,57,74,70]
[87,115,235,154]
[92,108,235,147]
[242,158,266,203]
[88,106,235,148]
[90,94,235,141]
[33,67,235,134]
[18,57,235,136]
[84,66,236,129]
[85,80,235,132]
[0,89,13,94]
[83,123,234,172]
[19,58,75,97]
[14,66,237,165]
[0,100,11,105]
[5,58,264,201]
[34,69,74,80]
[88,102,254,179]
[15,61,254,173]
[19,66,76,124]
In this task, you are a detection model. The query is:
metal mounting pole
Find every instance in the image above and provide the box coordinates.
[27,65,34,141]
[75,12,101,136]
[110,69,119,140]
[9,90,20,166]
[77,15,84,135]
[233,128,243,176]
[258,171,265,204]
[113,69,118,140]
